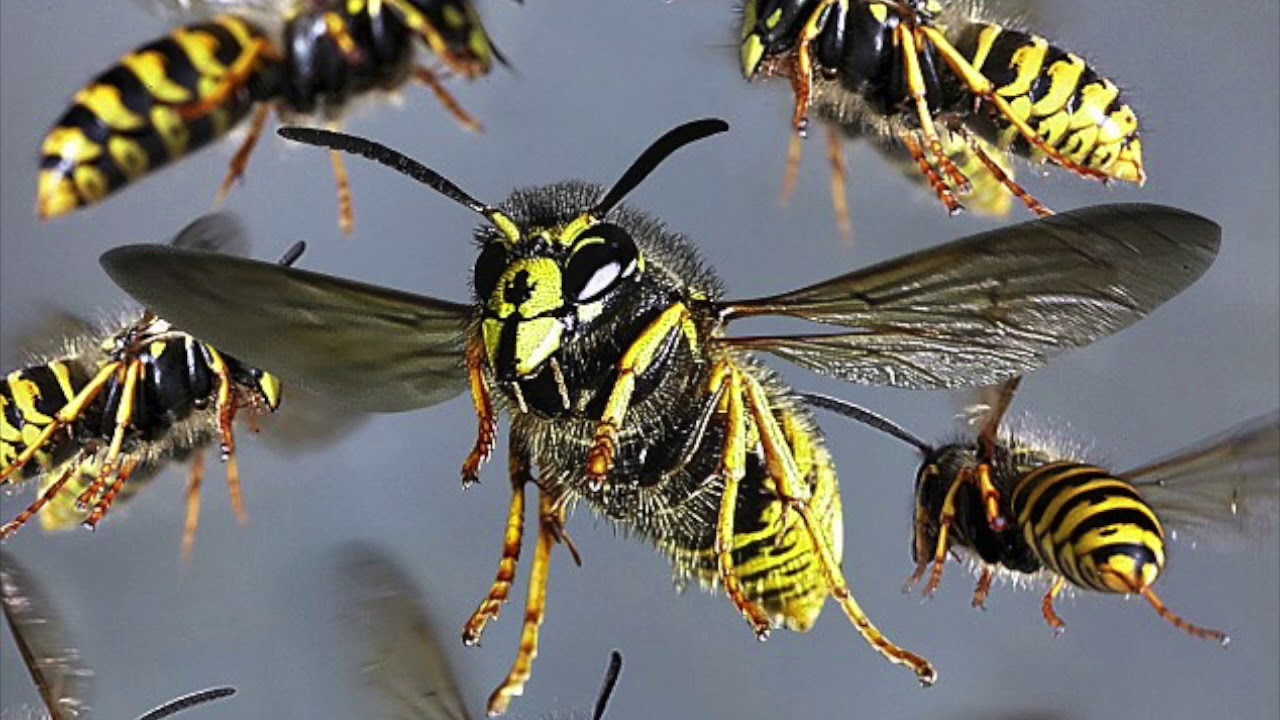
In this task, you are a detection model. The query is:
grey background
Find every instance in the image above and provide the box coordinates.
[1,1,1277,718]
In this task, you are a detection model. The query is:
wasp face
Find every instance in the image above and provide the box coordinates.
[910,445,970,564]
[475,221,640,383]
[740,0,819,79]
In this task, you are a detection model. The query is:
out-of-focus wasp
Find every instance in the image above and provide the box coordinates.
[100,119,1218,713]
[38,0,506,234]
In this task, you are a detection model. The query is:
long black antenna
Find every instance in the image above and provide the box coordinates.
[593,650,624,720]
[134,686,237,720]
[276,127,521,242]
[592,119,729,217]
[799,393,934,454]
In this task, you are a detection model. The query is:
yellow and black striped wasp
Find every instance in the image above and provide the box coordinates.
[739,0,1143,235]
[99,118,1218,713]
[1,550,238,720]
[802,383,1280,643]
[37,0,506,235]
[0,215,303,560]
[337,542,624,719]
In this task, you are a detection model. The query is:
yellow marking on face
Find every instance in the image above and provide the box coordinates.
[482,318,504,370]
[741,35,765,77]
[109,136,150,180]
[740,1,758,40]
[42,126,103,163]
[970,25,1002,73]
[74,84,147,131]
[765,7,783,29]
[488,211,522,245]
[36,172,81,219]
[868,3,889,24]
[1031,55,1085,117]
[513,318,563,377]
[996,37,1048,98]
[559,213,597,247]
[576,300,604,323]
[151,105,190,158]
[490,259,564,319]
[258,372,283,410]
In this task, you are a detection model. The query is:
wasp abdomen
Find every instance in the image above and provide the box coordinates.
[955,23,1144,184]
[1,361,89,478]
[1011,461,1166,594]
[37,16,275,219]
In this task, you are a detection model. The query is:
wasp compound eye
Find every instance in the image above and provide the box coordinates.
[564,224,638,304]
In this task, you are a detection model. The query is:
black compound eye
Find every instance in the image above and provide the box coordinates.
[473,242,508,300]
[564,224,638,304]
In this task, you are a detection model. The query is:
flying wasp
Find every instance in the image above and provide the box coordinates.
[99,119,1218,714]
[739,0,1144,235]
[1,550,239,720]
[0,215,303,561]
[802,384,1280,643]
[37,0,505,235]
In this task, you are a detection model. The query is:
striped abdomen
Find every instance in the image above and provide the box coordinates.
[953,22,1145,184]
[38,16,276,219]
[1,360,91,479]
[1010,461,1166,595]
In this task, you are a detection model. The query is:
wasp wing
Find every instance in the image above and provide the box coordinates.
[717,204,1219,389]
[336,543,473,720]
[1,551,94,720]
[100,244,471,413]
[168,211,251,257]
[131,0,294,21]
[1123,411,1280,552]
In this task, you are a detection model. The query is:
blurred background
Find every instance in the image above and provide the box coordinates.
[1,1,1276,718]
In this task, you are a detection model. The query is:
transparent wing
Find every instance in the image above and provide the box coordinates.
[1125,411,1280,552]
[717,204,1219,389]
[168,212,250,257]
[131,0,293,22]
[336,543,473,720]
[0,551,94,720]
[100,243,472,413]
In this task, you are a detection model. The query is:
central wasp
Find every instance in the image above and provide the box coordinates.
[100,119,1218,714]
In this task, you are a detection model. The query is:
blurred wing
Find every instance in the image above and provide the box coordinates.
[100,244,472,413]
[168,212,250,257]
[336,544,473,720]
[1126,411,1280,552]
[718,205,1219,389]
[131,0,293,22]
[253,385,370,455]
[0,552,93,720]
[2,311,97,368]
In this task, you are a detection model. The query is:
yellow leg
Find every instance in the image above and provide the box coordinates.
[205,348,247,526]
[215,103,272,204]
[464,444,531,646]
[737,371,935,686]
[486,489,561,716]
[712,366,773,638]
[414,64,483,134]
[825,124,853,244]
[181,449,206,563]
[973,377,1020,531]
[780,131,804,206]
[971,565,994,610]
[961,129,1054,217]
[329,147,355,237]
[1138,586,1228,645]
[901,131,962,215]
[897,26,970,207]
[462,339,498,487]
[921,468,968,598]
[789,0,845,136]
[81,360,142,510]
[0,458,80,539]
[84,457,140,528]
[1041,576,1067,636]
[1,362,119,483]
[586,304,698,491]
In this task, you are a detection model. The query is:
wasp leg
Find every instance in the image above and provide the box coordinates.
[413,65,483,134]
[789,0,846,137]
[780,131,804,206]
[897,26,969,212]
[462,339,498,488]
[464,441,531,646]
[181,448,206,563]
[710,365,773,638]
[320,120,357,237]
[78,360,143,513]
[1041,576,1067,636]
[0,363,119,484]
[1132,583,1228,645]
[971,565,994,610]
[918,26,1111,182]
[0,457,81,539]
[974,377,1021,532]
[921,467,968,598]
[586,304,699,492]
[901,132,963,215]
[961,129,1053,217]
[738,372,936,686]
[204,347,247,526]
[215,104,273,204]
[825,124,853,243]
[84,456,140,528]
[486,488,561,717]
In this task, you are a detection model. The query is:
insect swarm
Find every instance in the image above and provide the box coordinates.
[739,0,1144,235]
[100,118,1218,714]
[802,383,1280,642]
[0,215,302,560]
[36,0,505,235]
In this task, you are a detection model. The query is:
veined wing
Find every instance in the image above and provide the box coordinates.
[1,551,93,720]
[100,244,472,413]
[717,204,1219,389]
[1125,411,1280,552]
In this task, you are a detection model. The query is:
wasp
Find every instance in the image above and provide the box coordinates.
[1,550,238,720]
[740,0,1144,235]
[338,542,624,719]
[37,0,505,235]
[802,383,1280,643]
[0,215,302,561]
[99,119,1218,713]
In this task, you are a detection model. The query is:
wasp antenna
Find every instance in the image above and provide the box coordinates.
[799,393,934,453]
[592,119,730,218]
[134,686,236,720]
[593,650,624,720]
[277,241,307,268]
[276,127,521,242]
